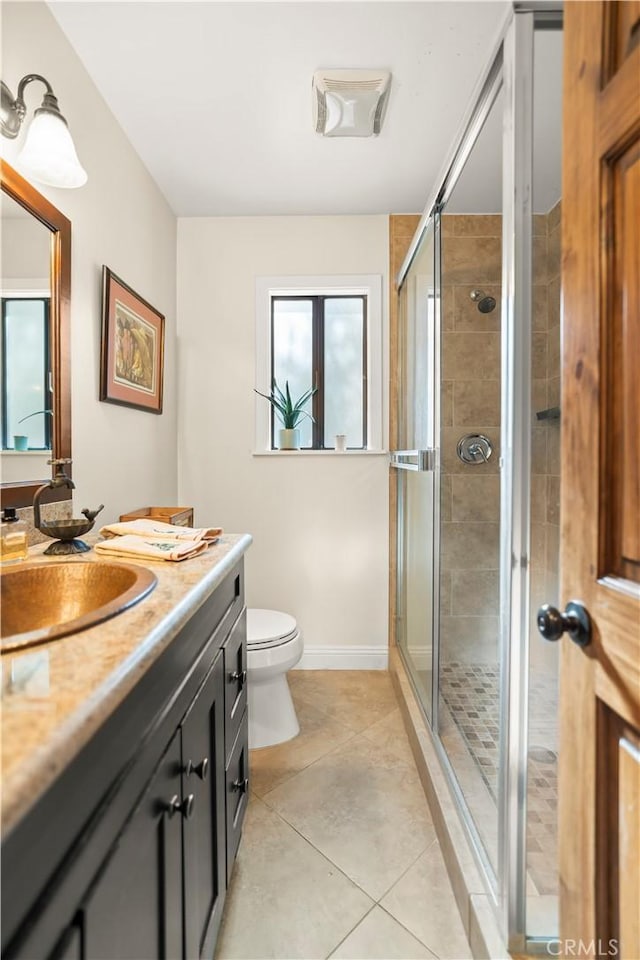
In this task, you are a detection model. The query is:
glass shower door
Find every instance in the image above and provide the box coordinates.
[394,219,437,720]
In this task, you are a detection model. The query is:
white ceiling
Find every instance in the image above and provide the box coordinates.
[49,1,512,217]
[447,28,563,214]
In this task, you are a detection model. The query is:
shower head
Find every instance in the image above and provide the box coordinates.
[478,295,496,313]
[469,289,497,314]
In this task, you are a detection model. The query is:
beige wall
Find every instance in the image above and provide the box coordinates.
[440,214,502,662]
[177,215,390,665]
[1,2,178,526]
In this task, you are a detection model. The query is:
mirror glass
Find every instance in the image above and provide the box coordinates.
[1,162,71,509]
[1,190,53,483]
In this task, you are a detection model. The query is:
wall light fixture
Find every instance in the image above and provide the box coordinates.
[1,74,87,188]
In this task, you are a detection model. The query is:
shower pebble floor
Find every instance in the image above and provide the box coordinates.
[215,670,472,960]
[440,661,559,896]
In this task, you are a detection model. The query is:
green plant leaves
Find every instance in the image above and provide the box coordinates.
[254,379,317,428]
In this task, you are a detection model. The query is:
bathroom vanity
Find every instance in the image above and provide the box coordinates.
[1,534,252,960]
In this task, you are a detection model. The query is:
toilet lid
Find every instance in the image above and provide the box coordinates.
[247,608,298,649]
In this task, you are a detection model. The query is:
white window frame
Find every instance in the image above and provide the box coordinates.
[255,274,384,453]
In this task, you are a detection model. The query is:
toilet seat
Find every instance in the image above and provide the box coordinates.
[247,608,299,650]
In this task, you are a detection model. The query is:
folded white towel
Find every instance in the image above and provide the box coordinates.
[95,534,209,563]
[100,518,222,543]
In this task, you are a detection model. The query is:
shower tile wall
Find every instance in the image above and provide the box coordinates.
[439,208,560,671]
[440,214,502,662]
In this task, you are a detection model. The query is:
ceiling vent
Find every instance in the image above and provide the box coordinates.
[312,69,391,137]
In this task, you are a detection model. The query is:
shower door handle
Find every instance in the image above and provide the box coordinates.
[390,449,436,471]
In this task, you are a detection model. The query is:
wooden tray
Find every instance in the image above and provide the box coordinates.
[119,506,194,528]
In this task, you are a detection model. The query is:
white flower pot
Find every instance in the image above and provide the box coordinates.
[279,428,300,450]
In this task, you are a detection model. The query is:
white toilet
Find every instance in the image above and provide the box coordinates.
[246,608,303,749]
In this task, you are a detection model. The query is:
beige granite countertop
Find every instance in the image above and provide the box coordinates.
[0,533,252,838]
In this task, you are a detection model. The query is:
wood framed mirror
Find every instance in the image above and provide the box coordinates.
[0,160,72,509]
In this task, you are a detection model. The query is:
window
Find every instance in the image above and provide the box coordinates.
[1,296,52,451]
[272,295,367,449]
[255,275,383,452]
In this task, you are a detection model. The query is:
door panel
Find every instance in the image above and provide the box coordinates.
[394,219,437,720]
[596,708,640,958]
[223,611,247,765]
[83,733,183,960]
[181,651,226,960]
[601,139,640,582]
[560,2,640,950]
[225,718,249,884]
[48,924,82,960]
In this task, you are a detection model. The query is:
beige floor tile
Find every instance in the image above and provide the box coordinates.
[263,735,436,901]
[381,841,472,960]
[250,698,356,797]
[360,708,415,766]
[215,796,373,960]
[329,906,437,960]
[289,670,399,734]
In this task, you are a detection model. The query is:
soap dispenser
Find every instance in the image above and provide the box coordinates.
[0,508,28,563]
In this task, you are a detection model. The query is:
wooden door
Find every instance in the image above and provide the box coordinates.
[561,3,640,957]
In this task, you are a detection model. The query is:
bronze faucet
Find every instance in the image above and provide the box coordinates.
[33,459,104,555]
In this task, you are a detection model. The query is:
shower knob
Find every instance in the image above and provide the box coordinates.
[536,601,592,647]
[457,434,493,464]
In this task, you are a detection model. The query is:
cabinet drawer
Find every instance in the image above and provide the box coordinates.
[224,715,249,884]
[223,610,247,765]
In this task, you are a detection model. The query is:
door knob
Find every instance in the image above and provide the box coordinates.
[536,601,592,647]
[232,777,249,794]
[229,669,247,686]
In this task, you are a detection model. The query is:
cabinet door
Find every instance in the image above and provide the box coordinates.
[181,651,226,960]
[48,923,82,960]
[225,717,249,884]
[223,610,247,764]
[82,733,183,960]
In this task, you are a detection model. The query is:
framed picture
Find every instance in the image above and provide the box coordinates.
[100,267,165,414]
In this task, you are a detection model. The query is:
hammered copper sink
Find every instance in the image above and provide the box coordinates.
[0,561,158,652]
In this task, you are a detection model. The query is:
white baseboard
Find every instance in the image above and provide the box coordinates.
[293,645,389,670]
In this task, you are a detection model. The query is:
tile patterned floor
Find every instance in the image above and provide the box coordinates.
[440,663,500,799]
[215,671,472,960]
[440,661,558,896]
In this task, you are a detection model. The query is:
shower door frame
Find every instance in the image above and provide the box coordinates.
[394,4,563,952]
[396,7,507,906]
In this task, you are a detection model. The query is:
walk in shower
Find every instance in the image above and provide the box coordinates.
[392,7,563,952]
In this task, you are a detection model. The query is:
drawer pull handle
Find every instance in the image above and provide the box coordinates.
[232,777,249,794]
[167,793,195,819]
[186,757,209,781]
[229,669,247,687]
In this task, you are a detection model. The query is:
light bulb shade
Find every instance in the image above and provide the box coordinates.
[17,110,87,188]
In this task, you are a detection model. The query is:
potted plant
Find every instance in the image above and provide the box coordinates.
[255,380,316,450]
[13,409,53,451]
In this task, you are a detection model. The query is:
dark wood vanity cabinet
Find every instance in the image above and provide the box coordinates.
[2,561,248,960]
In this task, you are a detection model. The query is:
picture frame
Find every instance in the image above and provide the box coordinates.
[100,267,165,414]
